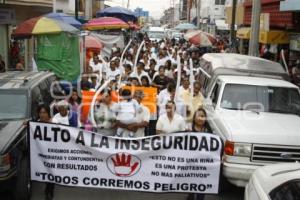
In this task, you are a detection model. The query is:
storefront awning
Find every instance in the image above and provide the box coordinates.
[237,27,251,39]
[259,30,289,44]
[237,28,289,44]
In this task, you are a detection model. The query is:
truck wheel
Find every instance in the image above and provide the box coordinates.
[13,155,31,200]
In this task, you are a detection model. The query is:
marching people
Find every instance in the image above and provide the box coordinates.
[156,100,186,134]
[152,66,170,92]
[141,75,150,87]
[52,100,78,127]
[68,90,81,113]
[130,62,152,84]
[187,107,212,200]
[116,90,150,138]
[145,58,157,79]
[115,89,141,138]
[182,82,204,127]
[35,104,55,200]
[94,90,117,136]
[157,82,186,117]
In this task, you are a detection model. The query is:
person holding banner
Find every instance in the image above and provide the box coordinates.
[187,107,213,200]
[52,100,78,127]
[35,104,55,200]
[191,108,212,133]
[156,100,186,134]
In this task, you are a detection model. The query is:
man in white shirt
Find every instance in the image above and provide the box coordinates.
[106,60,121,81]
[90,55,104,74]
[52,100,78,127]
[156,101,186,134]
[130,62,151,84]
[116,90,150,138]
[158,82,186,117]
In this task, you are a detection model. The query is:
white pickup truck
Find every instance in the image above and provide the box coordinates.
[198,53,300,187]
[245,163,300,200]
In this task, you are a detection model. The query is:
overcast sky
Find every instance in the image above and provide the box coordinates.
[107,0,179,19]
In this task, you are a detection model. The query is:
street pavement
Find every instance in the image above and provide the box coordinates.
[2,181,244,200]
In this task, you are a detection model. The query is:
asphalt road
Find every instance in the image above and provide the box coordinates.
[2,181,244,200]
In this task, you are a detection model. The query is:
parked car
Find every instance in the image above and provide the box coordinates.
[171,32,183,41]
[245,163,300,200]
[199,53,300,187]
[0,71,56,200]
[146,27,166,41]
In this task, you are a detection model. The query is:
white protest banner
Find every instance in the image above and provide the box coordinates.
[29,122,222,194]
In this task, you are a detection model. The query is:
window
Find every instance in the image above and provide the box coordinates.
[220,84,300,115]
[31,86,42,120]
[198,59,212,97]
[269,180,300,200]
[0,93,27,120]
[211,82,221,106]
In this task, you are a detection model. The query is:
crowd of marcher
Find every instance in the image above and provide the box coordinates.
[33,33,300,141]
[74,36,215,138]
[3,33,300,200]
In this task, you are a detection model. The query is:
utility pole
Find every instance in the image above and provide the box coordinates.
[248,0,261,57]
[53,0,56,13]
[127,0,130,9]
[230,0,237,45]
[197,0,201,29]
[75,0,79,20]
[85,0,92,20]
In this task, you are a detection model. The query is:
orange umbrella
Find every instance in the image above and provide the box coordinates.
[85,35,103,49]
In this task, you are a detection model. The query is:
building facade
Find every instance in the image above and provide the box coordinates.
[199,0,227,35]
[235,0,300,66]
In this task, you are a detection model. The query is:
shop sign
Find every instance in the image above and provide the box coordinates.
[290,34,300,51]
[260,13,270,32]
[0,8,15,24]
[259,31,289,44]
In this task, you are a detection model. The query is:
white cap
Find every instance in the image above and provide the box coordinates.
[57,100,69,107]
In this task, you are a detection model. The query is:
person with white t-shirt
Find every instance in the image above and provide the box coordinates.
[116,90,150,138]
[106,60,121,81]
[157,82,186,117]
[123,54,134,66]
[115,89,141,138]
[130,62,151,84]
[90,55,104,74]
[52,100,78,127]
[156,101,186,134]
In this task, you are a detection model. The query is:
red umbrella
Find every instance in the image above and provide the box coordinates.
[184,30,217,46]
[85,35,103,49]
[84,17,129,30]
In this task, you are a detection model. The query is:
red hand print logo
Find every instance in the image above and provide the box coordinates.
[107,153,141,177]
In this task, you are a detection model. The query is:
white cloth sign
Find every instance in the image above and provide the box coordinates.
[29,122,222,194]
